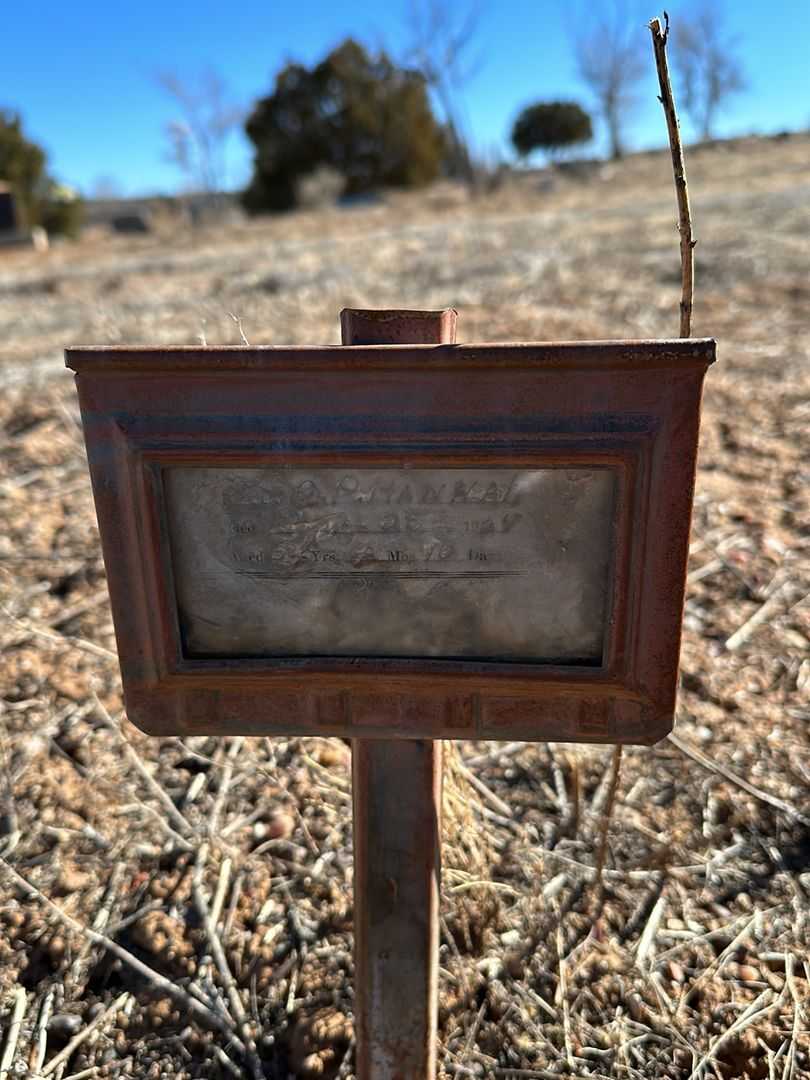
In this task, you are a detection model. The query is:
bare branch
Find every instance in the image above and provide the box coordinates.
[404,0,484,181]
[157,68,243,196]
[649,14,695,337]
[573,3,646,159]
[671,3,746,140]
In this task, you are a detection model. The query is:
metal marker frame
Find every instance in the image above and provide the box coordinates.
[68,314,714,1078]
[65,331,714,747]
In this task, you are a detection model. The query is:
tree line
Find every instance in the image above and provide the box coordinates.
[1,2,747,230]
[172,1,747,213]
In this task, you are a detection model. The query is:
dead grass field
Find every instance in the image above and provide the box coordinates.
[0,133,808,1079]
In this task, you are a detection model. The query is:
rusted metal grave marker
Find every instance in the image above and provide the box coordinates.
[66,312,714,1078]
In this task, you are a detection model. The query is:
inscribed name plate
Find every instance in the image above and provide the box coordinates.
[165,467,616,662]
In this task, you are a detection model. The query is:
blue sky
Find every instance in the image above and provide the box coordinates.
[3,0,808,197]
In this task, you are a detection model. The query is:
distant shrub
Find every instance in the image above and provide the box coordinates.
[0,110,83,236]
[39,182,83,239]
[511,101,593,160]
[242,39,447,213]
[0,110,46,227]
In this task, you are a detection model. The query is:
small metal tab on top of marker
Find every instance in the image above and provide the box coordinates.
[65,314,715,1079]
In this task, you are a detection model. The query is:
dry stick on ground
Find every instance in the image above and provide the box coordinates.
[0,720,20,858]
[636,893,668,970]
[29,987,56,1076]
[649,12,695,337]
[0,987,26,1080]
[93,696,194,840]
[455,759,513,819]
[554,923,574,1071]
[686,988,782,1080]
[67,861,127,991]
[675,908,761,1019]
[725,581,792,651]
[192,843,267,1080]
[0,602,117,663]
[39,992,131,1078]
[0,859,248,1061]
[592,746,623,900]
[668,731,810,827]
[209,738,244,838]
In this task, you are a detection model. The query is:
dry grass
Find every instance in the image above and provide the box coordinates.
[0,132,808,1078]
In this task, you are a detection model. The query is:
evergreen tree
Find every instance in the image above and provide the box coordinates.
[243,40,447,212]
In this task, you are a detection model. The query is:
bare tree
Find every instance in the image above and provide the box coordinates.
[573,3,646,159]
[403,0,484,181]
[672,4,746,141]
[157,69,242,198]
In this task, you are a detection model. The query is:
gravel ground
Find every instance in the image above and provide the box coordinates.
[0,133,808,1079]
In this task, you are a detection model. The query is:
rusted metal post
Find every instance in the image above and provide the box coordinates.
[342,308,456,1080]
[352,739,442,1078]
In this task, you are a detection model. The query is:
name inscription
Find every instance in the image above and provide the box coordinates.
[164,467,616,662]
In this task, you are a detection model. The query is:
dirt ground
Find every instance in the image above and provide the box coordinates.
[0,133,808,1078]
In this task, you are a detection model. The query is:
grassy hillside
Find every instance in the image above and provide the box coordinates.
[0,132,808,1078]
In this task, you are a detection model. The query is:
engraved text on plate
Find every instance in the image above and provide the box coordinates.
[164,468,616,662]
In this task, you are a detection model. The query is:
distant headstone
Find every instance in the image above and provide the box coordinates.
[0,184,48,251]
[111,211,151,234]
[0,185,18,233]
[0,227,49,251]
[338,191,382,209]
[29,226,49,252]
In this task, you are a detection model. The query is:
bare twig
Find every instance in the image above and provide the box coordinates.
[93,696,193,839]
[0,987,27,1080]
[455,760,512,818]
[46,590,110,633]
[649,13,695,337]
[668,732,810,826]
[0,602,117,662]
[29,987,56,1075]
[725,582,792,651]
[677,909,761,1018]
[210,855,232,926]
[0,859,246,1056]
[40,992,130,1077]
[555,924,574,1070]
[192,842,266,1080]
[593,746,623,894]
[783,953,803,1080]
[67,862,126,990]
[4,590,109,650]
[636,894,667,969]
[460,1000,487,1067]
[686,988,780,1079]
[227,312,250,346]
[0,720,19,858]
[112,803,193,851]
[209,738,244,838]
[222,869,244,942]
[546,745,569,819]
